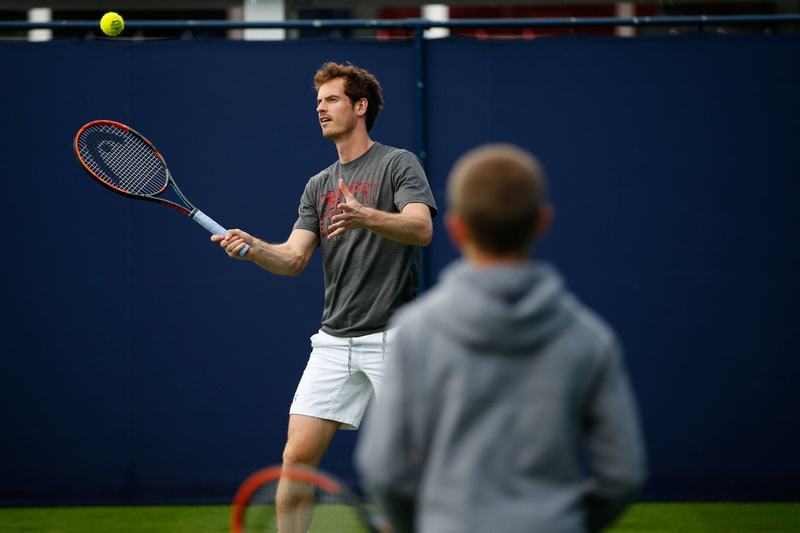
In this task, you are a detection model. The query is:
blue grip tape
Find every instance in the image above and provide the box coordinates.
[192,210,249,256]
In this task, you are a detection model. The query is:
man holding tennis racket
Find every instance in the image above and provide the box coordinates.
[356,144,646,533]
[212,62,437,532]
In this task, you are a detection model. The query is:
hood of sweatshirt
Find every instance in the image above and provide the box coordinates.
[426,259,576,355]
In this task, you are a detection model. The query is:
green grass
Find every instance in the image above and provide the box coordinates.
[0,503,798,532]
[609,503,800,533]
[0,506,229,533]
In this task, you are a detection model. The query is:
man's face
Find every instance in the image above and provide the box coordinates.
[316,77,360,141]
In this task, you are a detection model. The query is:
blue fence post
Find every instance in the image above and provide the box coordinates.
[411,19,432,291]
[411,19,427,167]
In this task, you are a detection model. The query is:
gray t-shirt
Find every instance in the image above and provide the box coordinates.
[293,143,438,337]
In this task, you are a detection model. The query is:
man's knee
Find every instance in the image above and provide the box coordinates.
[282,415,341,467]
[282,445,310,467]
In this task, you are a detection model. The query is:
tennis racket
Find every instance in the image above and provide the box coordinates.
[73,120,249,256]
[231,464,389,533]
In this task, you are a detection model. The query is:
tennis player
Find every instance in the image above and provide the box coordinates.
[213,62,437,532]
[356,144,646,533]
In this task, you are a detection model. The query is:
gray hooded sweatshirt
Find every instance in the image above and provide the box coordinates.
[356,260,646,533]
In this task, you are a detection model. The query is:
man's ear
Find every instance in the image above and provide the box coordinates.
[356,98,368,117]
[445,210,469,249]
[533,203,554,239]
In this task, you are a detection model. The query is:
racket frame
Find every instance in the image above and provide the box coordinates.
[74,119,249,256]
[74,120,197,216]
[230,465,382,533]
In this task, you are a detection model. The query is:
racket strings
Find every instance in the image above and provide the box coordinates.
[77,124,168,196]
[243,478,374,532]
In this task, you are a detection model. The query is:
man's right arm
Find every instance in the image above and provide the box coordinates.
[212,228,320,276]
[355,327,419,533]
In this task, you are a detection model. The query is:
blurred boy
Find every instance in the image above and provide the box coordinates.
[356,144,646,533]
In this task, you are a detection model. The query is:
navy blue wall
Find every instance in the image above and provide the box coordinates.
[1,34,798,505]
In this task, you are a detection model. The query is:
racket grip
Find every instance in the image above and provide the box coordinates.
[192,210,250,257]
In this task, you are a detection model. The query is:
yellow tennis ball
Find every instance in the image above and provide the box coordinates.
[100,12,124,37]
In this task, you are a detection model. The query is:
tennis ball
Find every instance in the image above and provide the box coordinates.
[100,12,124,37]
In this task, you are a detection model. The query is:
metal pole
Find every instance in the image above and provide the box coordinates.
[411,21,432,290]
[412,21,427,167]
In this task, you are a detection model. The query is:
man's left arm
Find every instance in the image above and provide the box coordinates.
[584,341,648,532]
[328,178,433,245]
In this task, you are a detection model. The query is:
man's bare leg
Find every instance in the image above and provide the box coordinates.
[276,414,341,533]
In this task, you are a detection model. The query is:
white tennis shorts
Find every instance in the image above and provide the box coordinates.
[289,328,395,430]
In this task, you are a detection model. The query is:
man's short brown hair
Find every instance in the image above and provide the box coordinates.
[314,62,384,132]
[447,144,547,254]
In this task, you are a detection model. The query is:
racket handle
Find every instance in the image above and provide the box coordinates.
[192,210,250,257]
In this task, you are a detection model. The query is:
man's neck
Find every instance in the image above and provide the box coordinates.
[335,132,374,164]
[462,244,531,267]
